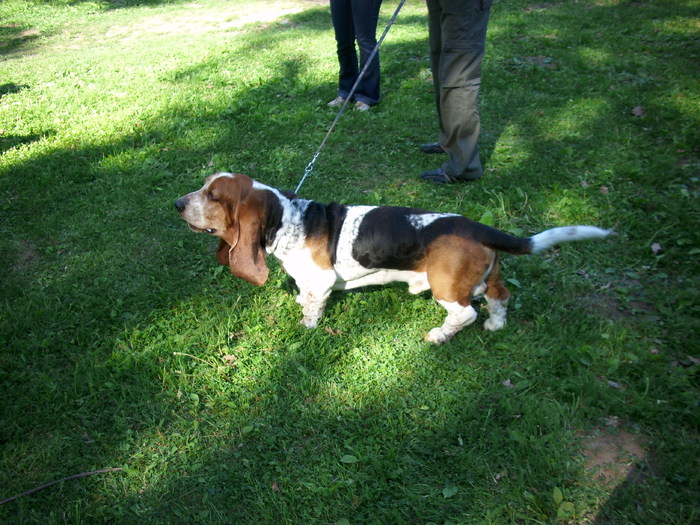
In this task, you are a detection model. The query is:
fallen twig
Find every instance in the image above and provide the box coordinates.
[0,468,124,505]
[173,351,217,367]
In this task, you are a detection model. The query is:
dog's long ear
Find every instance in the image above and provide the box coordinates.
[227,204,269,286]
[217,174,269,286]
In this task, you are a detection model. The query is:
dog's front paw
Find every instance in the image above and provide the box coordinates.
[425,327,449,345]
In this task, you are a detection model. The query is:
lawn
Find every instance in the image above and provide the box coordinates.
[1,0,698,522]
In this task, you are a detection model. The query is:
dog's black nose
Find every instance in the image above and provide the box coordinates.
[174,198,187,213]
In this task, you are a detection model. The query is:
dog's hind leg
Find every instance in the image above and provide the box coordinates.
[426,300,478,344]
[482,257,511,331]
[424,237,492,343]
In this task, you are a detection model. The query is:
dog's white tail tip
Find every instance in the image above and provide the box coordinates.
[531,226,614,254]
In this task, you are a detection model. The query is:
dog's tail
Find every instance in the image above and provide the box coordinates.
[529,226,613,253]
[481,225,613,255]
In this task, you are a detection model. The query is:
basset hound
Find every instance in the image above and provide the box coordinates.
[175,172,612,343]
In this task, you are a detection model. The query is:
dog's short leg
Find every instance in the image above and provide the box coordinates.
[295,286,332,328]
[483,295,509,331]
[295,271,336,328]
[482,264,511,331]
[426,300,478,344]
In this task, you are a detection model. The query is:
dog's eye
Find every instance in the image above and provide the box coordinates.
[207,191,218,202]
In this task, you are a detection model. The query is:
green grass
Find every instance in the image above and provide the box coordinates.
[1,0,698,522]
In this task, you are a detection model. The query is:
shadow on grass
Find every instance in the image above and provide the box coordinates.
[118,343,573,522]
[0,133,46,153]
[0,82,29,98]
[0,0,698,522]
[0,84,47,152]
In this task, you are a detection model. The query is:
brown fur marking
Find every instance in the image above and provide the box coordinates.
[484,254,511,303]
[425,235,494,305]
[304,234,333,270]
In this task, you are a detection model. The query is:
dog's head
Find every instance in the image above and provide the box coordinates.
[175,172,269,286]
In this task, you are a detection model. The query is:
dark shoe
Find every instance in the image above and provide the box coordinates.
[420,168,456,184]
[420,142,446,155]
[420,167,481,185]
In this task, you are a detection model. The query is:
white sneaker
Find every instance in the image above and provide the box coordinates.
[355,101,371,112]
[327,96,346,108]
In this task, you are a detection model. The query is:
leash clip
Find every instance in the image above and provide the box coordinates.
[295,150,321,194]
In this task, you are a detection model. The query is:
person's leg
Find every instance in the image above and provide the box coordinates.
[330,0,359,100]
[437,0,491,180]
[350,0,383,105]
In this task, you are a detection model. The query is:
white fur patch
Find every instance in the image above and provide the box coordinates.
[407,212,458,229]
[530,226,613,253]
[333,270,428,291]
[332,206,377,282]
[426,300,478,344]
[483,296,508,331]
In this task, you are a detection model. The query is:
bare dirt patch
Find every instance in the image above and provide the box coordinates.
[578,292,628,322]
[581,424,647,487]
[580,416,663,488]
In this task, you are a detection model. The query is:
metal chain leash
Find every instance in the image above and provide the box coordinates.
[294,0,408,195]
